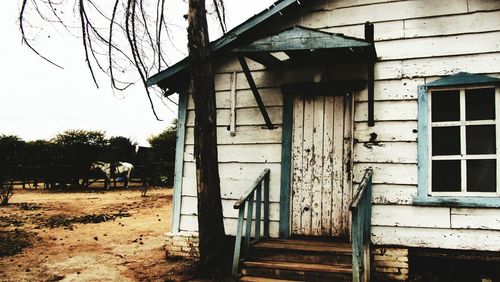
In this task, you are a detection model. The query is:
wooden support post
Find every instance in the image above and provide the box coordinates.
[238,56,275,129]
[229,71,237,136]
[365,22,375,127]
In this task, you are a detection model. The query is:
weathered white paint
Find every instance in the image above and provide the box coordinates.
[291,95,351,237]
[354,121,418,142]
[185,125,282,145]
[371,184,417,205]
[180,214,280,238]
[451,208,500,230]
[186,107,283,126]
[371,226,500,251]
[356,79,423,102]
[353,142,418,164]
[353,163,418,185]
[468,0,500,12]
[301,0,468,28]
[184,144,282,163]
[323,21,405,41]
[187,88,283,110]
[355,100,418,122]
[372,205,451,228]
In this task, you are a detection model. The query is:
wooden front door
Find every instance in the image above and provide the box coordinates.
[290,95,353,238]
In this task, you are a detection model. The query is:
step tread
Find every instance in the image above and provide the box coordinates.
[253,239,352,254]
[241,260,352,274]
[239,276,302,282]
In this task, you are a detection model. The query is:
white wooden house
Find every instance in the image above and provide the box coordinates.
[148,0,500,280]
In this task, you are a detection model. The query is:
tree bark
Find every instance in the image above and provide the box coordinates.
[187,0,226,278]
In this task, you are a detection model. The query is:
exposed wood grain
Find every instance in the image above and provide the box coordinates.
[333,96,345,237]
[341,96,353,238]
[321,96,335,236]
[372,205,451,228]
[353,142,418,164]
[371,226,500,251]
[290,97,304,235]
[311,96,325,236]
[300,97,315,235]
[241,260,352,273]
[468,0,500,12]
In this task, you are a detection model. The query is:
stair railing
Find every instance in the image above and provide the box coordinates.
[232,168,270,277]
[350,168,373,282]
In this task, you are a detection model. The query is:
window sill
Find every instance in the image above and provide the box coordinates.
[413,196,500,208]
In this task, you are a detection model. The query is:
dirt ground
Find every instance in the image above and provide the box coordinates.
[0,187,197,282]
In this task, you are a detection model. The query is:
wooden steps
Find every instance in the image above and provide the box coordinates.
[239,238,353,281]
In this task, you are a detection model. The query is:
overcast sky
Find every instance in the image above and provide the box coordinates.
[0,1,275,146]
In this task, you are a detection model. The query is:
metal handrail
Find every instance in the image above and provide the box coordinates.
[232,168,270,277]
[350,168,373,282]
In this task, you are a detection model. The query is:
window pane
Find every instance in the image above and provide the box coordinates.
[431,90,460,122]
[466,125,496,154]
[432,160,461,192]
[467,160,496,192]
[465,88,495,121]
[432,127,460,156]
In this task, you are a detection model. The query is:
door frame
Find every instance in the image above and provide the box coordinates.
[279,91,354,238]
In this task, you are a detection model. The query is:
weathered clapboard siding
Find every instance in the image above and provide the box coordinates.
[353,142,417,164]
[354,121,418,142]
[186,107,283,126]
[176,0,500,248]
[451,208,500,230]
[354,100,417,121]
[185,126,282,145]
[180,214,281,238]
[187,88,283,109]
[323,11,500,41]
[183,144,282,163]
[356,79,423,102]
[372,184,417,205]
[372,205,450,228]
[371,226,500,251]
[180,196,281,220]
[301,0,468,28]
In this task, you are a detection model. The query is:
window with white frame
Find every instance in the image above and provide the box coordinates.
[428,86,500,196]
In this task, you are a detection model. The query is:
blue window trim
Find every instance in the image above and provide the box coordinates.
[415,72,500,208]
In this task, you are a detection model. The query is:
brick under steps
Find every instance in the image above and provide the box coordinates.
[238,239,353,282]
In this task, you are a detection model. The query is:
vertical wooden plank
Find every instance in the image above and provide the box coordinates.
[255,183,262,241]
[321,96,335,236]
[496,87,500,196]
[229,71,237,136]
[172,92,188,233]
[264,172,270,238]
[332,96,345,237]
[460,89,467,192]
[301,97,315,235]
[279,95,293,238]
[291,97,305,235]
[418,86,429,198]
[245,192,254,252]
[232,204,246,276]
[311,96,325,235]
[341,95,353,238]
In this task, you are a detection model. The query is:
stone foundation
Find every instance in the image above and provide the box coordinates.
[164,231,199,258]
[372,246,409,281]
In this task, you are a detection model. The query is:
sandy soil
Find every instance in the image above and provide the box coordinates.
[0,187,196,282]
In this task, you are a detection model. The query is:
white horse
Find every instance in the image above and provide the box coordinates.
[89,161,134,189]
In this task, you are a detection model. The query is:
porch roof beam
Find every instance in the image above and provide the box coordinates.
[238,55,276,130]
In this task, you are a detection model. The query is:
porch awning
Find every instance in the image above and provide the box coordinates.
[232,25,377,67]
[233,24,377,128]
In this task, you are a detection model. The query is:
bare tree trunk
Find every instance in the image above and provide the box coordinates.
[187,0,226,278]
